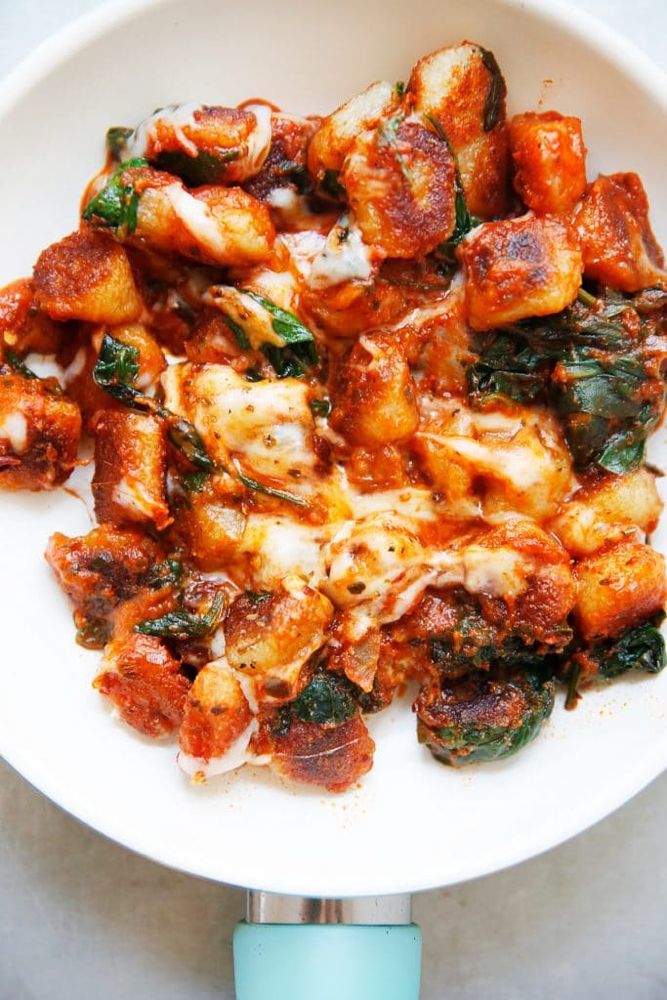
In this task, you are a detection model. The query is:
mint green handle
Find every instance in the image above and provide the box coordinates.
[233,922,422,1000]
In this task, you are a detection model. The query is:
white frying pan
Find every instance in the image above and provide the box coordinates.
[2,1,667,996]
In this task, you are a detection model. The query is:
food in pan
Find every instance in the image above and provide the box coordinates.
[2,41,666,792]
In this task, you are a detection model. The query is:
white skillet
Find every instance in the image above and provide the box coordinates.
[1,0,666,995]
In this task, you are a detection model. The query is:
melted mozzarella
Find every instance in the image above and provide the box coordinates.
[266,187,332,231]
[280,230,328,279]
[348,486,439,521]
[241,267,297,311]
[178,718,261,779]
[62,346,87,383]
[420,433,543,491]
[322,513,427,611]
[204,286,285,349]
[112,476,155,519]
[431,544,534,599]
[124,102,202,160]
[162,363,316,480]
[242,104,273,175]
[240,515,331,587]
[307,215,374,288]
[164,183,231,260]
[0,412,28,453]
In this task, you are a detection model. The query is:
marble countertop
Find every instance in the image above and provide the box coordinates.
[2,2,667,997]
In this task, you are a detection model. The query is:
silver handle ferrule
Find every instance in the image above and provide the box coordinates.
[246,891,412,925]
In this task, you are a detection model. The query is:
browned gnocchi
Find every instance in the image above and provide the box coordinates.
[1,38,665,792]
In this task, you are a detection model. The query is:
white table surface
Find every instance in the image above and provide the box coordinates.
[2,2,667,997]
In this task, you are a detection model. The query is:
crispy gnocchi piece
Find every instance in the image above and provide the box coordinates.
[550,469,663,558]
[406,42,509,217]
[268,714,375,793]
[106,322,166,389]
[307,81,399,183]
[0,278,65,357]
[413,399,573,520]
[452,519,575,625]
[84,164,275,268]
[45,524,161,620]
[509,111,587,215]
[33,229,143,324]
[0,371,81,491]
[573,541,667,641]
[345,444,409,491]
[460,214,583,330]
[417,282,474,396]
[245,111,319,201]
[175,474,246,571]
[342,117,457,258]
[118,103,273,184]
[178,660,254,774]
[92,410,170,531]
[63,322,165,428]
[574,172,666,292]
[95,633,189,737]
[330,333,420,447]
[416,668,555,766]
[299,256,431,338]
[225,577,334,704]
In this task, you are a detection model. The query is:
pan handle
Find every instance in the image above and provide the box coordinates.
[233,892,421,1000]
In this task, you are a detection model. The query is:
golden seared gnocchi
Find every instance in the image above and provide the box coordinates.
[0,369,81,491]
[1,37,662,793]
[509,112,588,216]
[92,410,170,531]
[575,172,666,292]
[225,577,334,704]
[0,278,65,357]
[308,80,400,184]
[573,543,667,642]
[178,660,255,778]
[413,398,573,520]
[342,116,458,258]
[459,214,583,330]
[406,42,509,217]
[550,469,663,558]
[83,163,275,267]
[33,228,143,324]
[330,332,420,446]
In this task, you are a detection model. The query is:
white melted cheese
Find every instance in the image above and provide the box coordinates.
[322,513,427,612]
[240,515,331,587]
[112,476,155,520]
[280,230,328,279]
[163,363,316,480]
[209,624,227,659]
[307,215,374,288]
[178,718,261,779]
[266,187,333,231]
[124,102,202,160]
[242,267,297,311]
[62,346,87,383]
[204,286,284,349]
[0,411,28,453]
[348,486,439,521]
[431,544,533,600]
[164,182,231,261]
[420,433,542,491]
[242,103,273,175]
